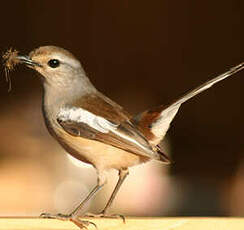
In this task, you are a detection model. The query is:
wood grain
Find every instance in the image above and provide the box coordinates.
[0,217,244,230]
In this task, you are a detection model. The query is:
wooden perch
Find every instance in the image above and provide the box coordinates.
[0,217,244,230]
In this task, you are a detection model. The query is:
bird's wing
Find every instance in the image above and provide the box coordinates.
[132,62,244,145]
[57,92,170,163]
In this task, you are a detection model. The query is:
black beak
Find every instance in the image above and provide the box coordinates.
[16,55,42,67]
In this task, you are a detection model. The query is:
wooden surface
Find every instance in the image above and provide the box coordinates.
[0,217,244,230]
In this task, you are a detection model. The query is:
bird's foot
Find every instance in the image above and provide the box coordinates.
[84,212,125,223]
[40,212,72,221]
[40,212,97,229]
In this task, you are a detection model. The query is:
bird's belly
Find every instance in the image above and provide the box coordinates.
[57,131,148,171]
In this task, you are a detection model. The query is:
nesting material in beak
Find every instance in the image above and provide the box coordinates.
[2,48,42,91]
[2,48,21,91]
[2,48,20,71]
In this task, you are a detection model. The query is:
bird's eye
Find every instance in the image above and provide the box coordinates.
[48,59,60,68]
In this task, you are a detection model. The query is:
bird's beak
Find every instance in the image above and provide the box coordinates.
[16,55,42,68]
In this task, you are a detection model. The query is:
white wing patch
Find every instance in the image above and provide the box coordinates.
[58,107,158,157]
[58,107,118,133]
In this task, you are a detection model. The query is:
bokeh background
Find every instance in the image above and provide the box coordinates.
[0,0,243,217]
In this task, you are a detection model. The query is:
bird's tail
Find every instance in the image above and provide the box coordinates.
[132,63,244,146]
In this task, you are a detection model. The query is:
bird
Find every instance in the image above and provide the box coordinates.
[4,46,243,226]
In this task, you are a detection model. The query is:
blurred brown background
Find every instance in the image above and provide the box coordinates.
[0,0,243,217]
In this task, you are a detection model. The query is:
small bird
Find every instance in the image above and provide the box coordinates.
[3,46,243,226]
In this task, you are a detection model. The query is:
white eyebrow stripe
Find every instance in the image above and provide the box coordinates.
[58,107,118,133]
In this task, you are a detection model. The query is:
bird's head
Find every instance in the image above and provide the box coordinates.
[16,46,86,87]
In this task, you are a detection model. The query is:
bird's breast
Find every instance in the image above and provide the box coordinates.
[54,127,148,171]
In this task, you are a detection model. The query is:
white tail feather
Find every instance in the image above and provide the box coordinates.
[149,63,244,145]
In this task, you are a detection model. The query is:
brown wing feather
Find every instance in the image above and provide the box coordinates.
[72,92,131,123]
[59,92,170,163]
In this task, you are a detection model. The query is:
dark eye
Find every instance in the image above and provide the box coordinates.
[48,59,60,68]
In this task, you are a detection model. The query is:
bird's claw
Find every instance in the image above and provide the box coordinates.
[85,212,126,223]
[40,212,72,220]
[40,212,97,229]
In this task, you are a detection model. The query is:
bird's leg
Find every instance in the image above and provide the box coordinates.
[40,172,107,228]
[70,172,107,217]
[102,169,129,215]
[85,169,129,222]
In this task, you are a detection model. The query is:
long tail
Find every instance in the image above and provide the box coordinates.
[132,62,244,146]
